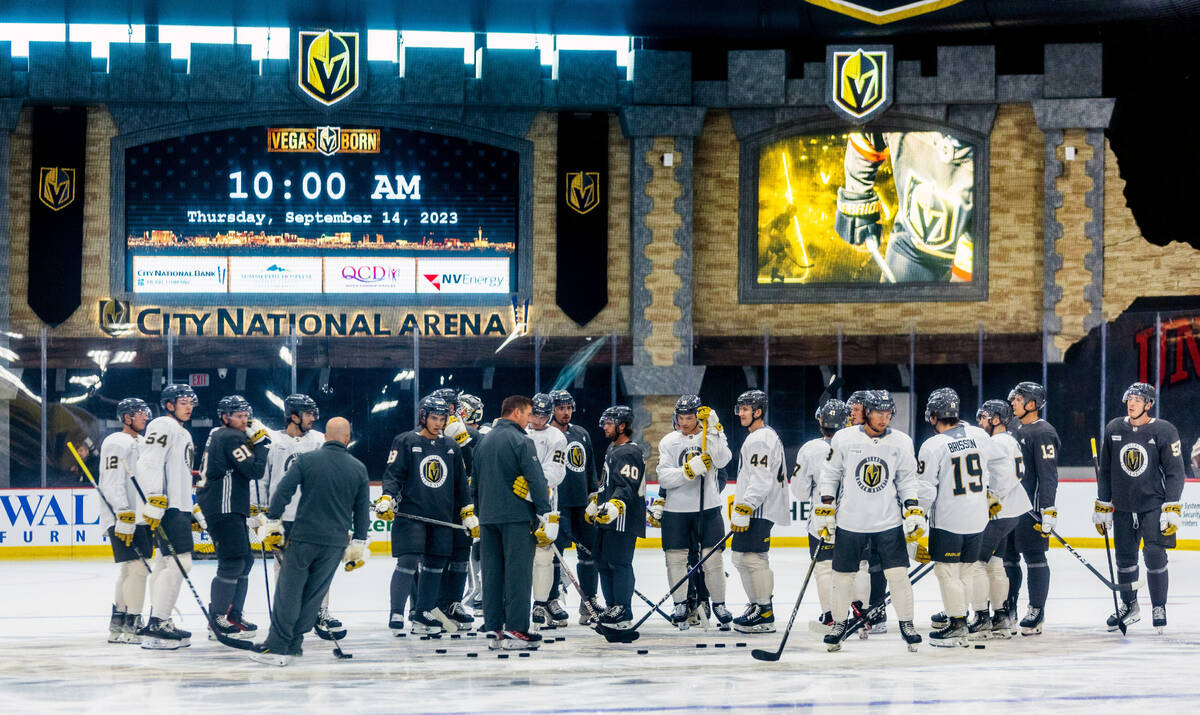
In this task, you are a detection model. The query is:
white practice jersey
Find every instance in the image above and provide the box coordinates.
[656,426,732,513]
[991,431,1033,519]
[98,431,141,530]
[735,426,791,526]
[820,426,918,533]
[135,415,195,513]
[917,423,1011,534]
[528,425,567,509]
[263,428,325,522]
[790,437,832,537]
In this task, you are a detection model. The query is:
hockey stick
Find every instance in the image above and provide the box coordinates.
[549,542,610,637]
[1029,512,1139,593]
[1091,437,1127,635]
[68,442,153,577]
[573,542,673,626]
[839,562,935,642]
[396,511,471,533]
[817,374,845,407]
[750,538,822,661]
[251,482,274,618]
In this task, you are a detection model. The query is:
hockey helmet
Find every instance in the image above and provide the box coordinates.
[862,390,896,417]
[976,399,1013,424]
[1007,381,1046,409]
[815,399,850,430]
[284,393,319,420]
[419,395,451,426]
[217,394,253,419]
[431,388,460,407]
[735,390,768,419]
[674,394,702,415]
[117,397,152,423]
[846,390,870,407]
[599,405,634,430]
[1122,382,1157,405]
[549,390,576,409]
[160,384,197,410]
[531,393,554,417]
[924,387,960,421]
[457,393,484,424]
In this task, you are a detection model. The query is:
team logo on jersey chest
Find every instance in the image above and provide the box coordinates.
[1119,443,1149,478]
[854,456,889,493]
[420,455,449,488]
[566,441,587,472]
[678,445,703,466]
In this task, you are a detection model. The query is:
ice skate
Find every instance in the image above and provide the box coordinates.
[389,612,406,637]
[410,611,444,635]
[712,602,734,631]
[732,603,776,634]
[1153,606,1166,634]
[824,620,848,651]
[1107,601,1140,632]
[967,610,992,640]
[1020,607,1044,636]
[930,616,969,647]
[899,620,922,652]
[546,599,570,628]
[108,606,126,644]
[139,617,191,650]
[314,607,347,640]
[671,602,691,631]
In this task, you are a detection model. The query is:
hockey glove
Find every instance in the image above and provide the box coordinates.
[813,500,837,541]
[257,519,285,550]
[902,502,927,543]
[986,490,1003,519]
[683,453,714,479]
[1161,502,1182,537]
[584,492,599,524]
[374,495,396,521]
[535,512,560,547]
[191,504,208,533]
[244,419,271,446]
[647,497,665,528]
[461,504,480,539]
[834,187,882,246]
[907,536,930,564]
[512,475,533,502]
[343,539,369,572]
[246,504,262,531]
[1093,500,1114,536]
[142,495,168,531]
[730,502,753,533]
[114,511,137,547]
[596,499,625,525]
[444,416,472,447]
[1035,507,1057,537]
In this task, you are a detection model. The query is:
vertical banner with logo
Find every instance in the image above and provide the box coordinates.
[556,112,609,327]
[27,106,87,326]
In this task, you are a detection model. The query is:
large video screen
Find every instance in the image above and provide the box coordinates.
[756,130,976,287]
[124,125,519,297]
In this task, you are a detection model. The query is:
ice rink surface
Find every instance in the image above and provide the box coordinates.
[2,548,1199,714]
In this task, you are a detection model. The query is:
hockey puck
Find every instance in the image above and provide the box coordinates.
[435,648,447,654]
[696,643,707,648]
[450,634,461,639]
[974,644,985,649]
[419,636,429,641]
[637,649,649,655]
[518,652,531,658]
[715,643,726,648]
[394,633,407,638]
[497,653,509,659]
[467,632,479,637]
[466,653,478,658]
[735,642,747,647]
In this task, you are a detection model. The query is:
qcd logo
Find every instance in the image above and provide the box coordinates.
[342,265,401,283]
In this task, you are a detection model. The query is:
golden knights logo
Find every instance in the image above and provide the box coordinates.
[854,456,890,493]
[565,172,601,215]
[420,455,449,488]
[1119,443,1150,478]
[38,167,76,211]
[316,126,341,156]
[826,45,893,123]
[98,299,133,337]
[566,441,588,473]
[296,29,361,107]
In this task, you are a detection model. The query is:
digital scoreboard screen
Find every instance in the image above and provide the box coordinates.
[124,125,519,296]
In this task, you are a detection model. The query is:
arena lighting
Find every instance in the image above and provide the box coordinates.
[264,390,285,412]
[69,375,102,388]
[60,394,89,405]
[87,350,111,370]
[0,365,40,403]
[111,351,136,364]
[371,399,399,414]
[0,346,18,362]
[392,370,415,382]
[2,330,22,338]
[279,346,293,366]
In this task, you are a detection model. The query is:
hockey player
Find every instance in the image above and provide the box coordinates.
[842,389,888,633]
[846,391,869,426]
[816,390,924,652]
[1096,382,1186,633]
[524,393,569,630]
[134,384,200,650]
[261,394,344,640]
[548,389,601,625]
[790,398,849,631]
[589,405,646,629]
[916,388,1015,646]
[376,396,470,635]
[1007,381,1060,635]
[456,394,489,616]
[728,390,791,634]
[99,398,153,644]
[433,392,483,632]
[197,395,270,641]
[655,395,733,630]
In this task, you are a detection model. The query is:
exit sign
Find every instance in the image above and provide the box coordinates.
[189,373,209,388]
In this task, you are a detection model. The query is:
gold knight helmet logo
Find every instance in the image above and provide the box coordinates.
[565,171,601,215]
[834,49,886,118]
[39,167,76,211]
[861,462,882,488]
[298,29,360,106]
[316,126,341,156]
[98,299,133,337]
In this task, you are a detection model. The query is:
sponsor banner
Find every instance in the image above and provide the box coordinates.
[417,257,510,294]
[132,255,229,293]
[324,257,416,293]
[229,257,323,293]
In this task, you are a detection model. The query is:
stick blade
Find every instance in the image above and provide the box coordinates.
[750,648,781,662]
[597,626,640,643]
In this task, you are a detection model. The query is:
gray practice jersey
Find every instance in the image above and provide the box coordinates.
[263,428,325,522]
[820,425,918,533]
[135,415,195,512]
[791,436,832,537]
[917,423,1016,535]
[99,432,141,530]
[657,423,733,513]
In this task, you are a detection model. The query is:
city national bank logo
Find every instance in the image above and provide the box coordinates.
[565,172,601,215]
[38,167,76,211]
[267,127,380,155]
[297,29,361,106]
[827,46,893,123]
[98,299,133,337]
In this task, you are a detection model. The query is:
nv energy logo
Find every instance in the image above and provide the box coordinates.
[38,167,76,211]
[565,172,601,215]
[297,29,360,106]
[826,45,893,123]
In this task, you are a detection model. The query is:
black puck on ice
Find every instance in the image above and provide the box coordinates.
[435,648,447,654]
[637,649,649,655]
[419,636,429,641]
[450,634,461,639]
[394,633,406,638]
[715,643,726,648]
[735,642,747,648]
[467,632,478,637]
[466,652,478,658]
[543,638,554,644]
[519,652,531,658]
[696,643,707,648]
[497,653,509,659]
[974,644,985,649]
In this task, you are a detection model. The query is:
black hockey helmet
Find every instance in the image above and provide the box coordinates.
[549,389,575,408]
[675,394,702,415]
[1122,382,1157,404]
[284,393,319,420]
[599,405,634,430]
[117,397,152,423]
[846,390,870,407]
[217,394,253,419]
[924,387,960,421]
[1007,381,1046,409]
[160,384,197,410]
[531,393,554,417]
[815,399,850,430]
[431,388,460,408]
[419,395,451,426]
[735,390,768,419]
[863,389,896,417]
[457,393,484,424]
[976,399,1013,424]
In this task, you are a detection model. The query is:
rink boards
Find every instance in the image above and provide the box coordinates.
[4,481,1199,558]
